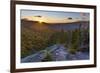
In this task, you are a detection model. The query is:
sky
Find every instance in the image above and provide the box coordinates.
[21,10,90,23]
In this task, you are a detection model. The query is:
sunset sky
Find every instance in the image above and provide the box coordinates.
[21,10,90,23]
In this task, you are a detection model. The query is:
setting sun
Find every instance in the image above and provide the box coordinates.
[38,19,43,23]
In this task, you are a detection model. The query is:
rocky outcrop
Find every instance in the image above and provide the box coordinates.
[21,44,89,63]
[21,50,47,63]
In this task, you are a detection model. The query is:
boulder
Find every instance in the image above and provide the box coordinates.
[21,50,47,63]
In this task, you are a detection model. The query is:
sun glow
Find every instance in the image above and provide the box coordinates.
[39,20,43,23]
[38,19,44,24]
[22,16,81,23]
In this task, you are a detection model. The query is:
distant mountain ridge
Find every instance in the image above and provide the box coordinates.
[21,19,89,31]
